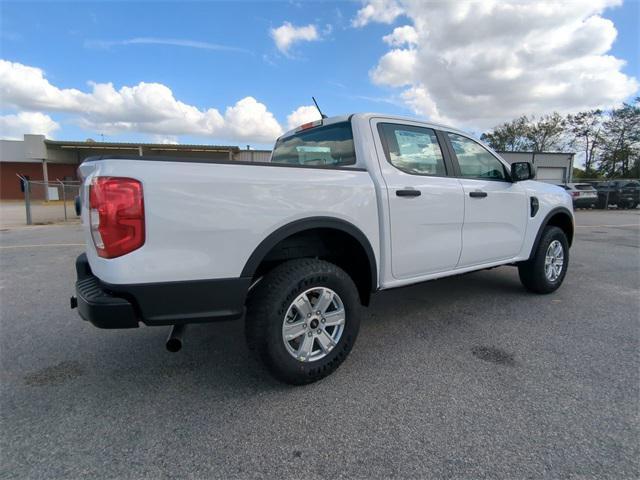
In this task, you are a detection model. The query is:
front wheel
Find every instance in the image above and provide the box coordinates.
[518,226,569,294]
[245,259,361,385]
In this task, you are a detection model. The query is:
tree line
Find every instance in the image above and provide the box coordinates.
[480,97,639,179]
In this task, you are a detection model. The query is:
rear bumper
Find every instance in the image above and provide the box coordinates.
[573,197,598,207]
[73,253,250,329]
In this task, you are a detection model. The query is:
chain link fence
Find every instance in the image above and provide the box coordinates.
[16,175,81,225]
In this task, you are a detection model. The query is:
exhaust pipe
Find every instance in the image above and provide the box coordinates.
[166,324,187,352]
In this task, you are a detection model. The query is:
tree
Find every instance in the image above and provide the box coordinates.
[480,116,531,151]
[482,113,567,152]
[525,112,566,152]
[597,98,640,178]
[566,109,603,174]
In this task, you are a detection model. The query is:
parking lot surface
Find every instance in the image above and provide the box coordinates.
[1,210,639,479]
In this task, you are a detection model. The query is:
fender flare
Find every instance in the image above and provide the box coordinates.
[528,206,574,260]
[240,216,378,291]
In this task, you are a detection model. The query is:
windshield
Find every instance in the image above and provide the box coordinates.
[271,122,356,167]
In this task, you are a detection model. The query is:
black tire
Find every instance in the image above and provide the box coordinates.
[245,259,361,385]
[518,226,569,294]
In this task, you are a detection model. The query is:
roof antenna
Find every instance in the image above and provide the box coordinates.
[312,96,328,119]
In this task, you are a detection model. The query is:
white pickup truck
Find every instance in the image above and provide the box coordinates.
[71,113,574,384]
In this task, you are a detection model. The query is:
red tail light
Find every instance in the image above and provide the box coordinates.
[571,191,579,197]
[89,177,145,258]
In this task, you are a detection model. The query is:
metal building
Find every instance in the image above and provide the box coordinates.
[0,135,240,199]
[498,151,574,184]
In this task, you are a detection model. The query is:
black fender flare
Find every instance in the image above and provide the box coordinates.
[528,206,574,260]
[240,216,378,291]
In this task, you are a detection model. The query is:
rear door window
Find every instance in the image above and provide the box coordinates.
[271,122,356,167]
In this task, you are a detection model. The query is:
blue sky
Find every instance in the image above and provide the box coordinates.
[1,1,638,146]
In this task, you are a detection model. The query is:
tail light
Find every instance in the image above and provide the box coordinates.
[571,191,579,197]
[89,177,145,258]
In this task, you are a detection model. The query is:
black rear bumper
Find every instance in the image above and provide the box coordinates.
[73,253,250,329]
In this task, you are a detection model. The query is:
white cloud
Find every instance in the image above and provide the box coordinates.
[0,112,60,139]
[370,48,417,87]
[382,25,418,47]
[359,0,638,128]
[0,59,283,143]
[224,97,282,141]
[352,0,404,27]
[151,134,179,145]
[270,22,319,55]
[286,105,322,130]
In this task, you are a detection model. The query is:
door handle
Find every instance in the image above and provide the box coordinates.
[469,191,488,198]
[396,189,421,197]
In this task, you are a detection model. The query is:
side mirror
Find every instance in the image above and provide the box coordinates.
[511,162,535,182]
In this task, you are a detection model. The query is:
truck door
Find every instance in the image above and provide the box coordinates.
[373,122,465,279]
[444,133,527,267]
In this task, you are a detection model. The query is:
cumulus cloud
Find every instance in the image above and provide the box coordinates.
[223,97,282,141]
[0,59,283,143]
[358,0,638,128]
[352,0,404,27]
[270,22,319,55]
[0,112,60,139]
[382,25,418,47]
[370,48,417,87]
[286,105,322,130]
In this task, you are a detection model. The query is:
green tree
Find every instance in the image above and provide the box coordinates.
[525,112,567,152]
[482,113,566,152]
[597,98,640,178]
[480,116,531,151]
[566,109,603,174]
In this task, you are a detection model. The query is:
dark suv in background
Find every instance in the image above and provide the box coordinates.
[594,180,640,209]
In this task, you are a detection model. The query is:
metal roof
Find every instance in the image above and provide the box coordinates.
[496,150,575,156]
[44,139,239,152]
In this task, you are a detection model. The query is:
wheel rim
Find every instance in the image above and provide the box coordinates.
[544,240,564,282]
[282,287,345,362]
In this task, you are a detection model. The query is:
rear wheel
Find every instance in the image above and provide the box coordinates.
[245,259,361,385]
[518,226,569,294]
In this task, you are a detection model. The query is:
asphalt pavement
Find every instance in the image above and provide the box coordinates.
[1,210,638,479]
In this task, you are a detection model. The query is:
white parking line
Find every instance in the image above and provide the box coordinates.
[575,224,639,228]
[0,243,85,249]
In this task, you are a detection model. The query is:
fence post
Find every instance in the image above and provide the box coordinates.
[58,179,68,221]
[17,175,33,225]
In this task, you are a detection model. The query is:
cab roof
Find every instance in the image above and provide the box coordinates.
[279,113,468,141]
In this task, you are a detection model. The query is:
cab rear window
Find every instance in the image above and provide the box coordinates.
[271,122,356,167]
[575,184,595,190]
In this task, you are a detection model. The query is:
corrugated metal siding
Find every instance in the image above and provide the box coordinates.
[497,151,574,183]
[235,150,272,162]
[533,153,573,168]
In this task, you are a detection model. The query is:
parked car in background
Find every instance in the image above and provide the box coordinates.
[557,183,599,209]
[594,180,640,209]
